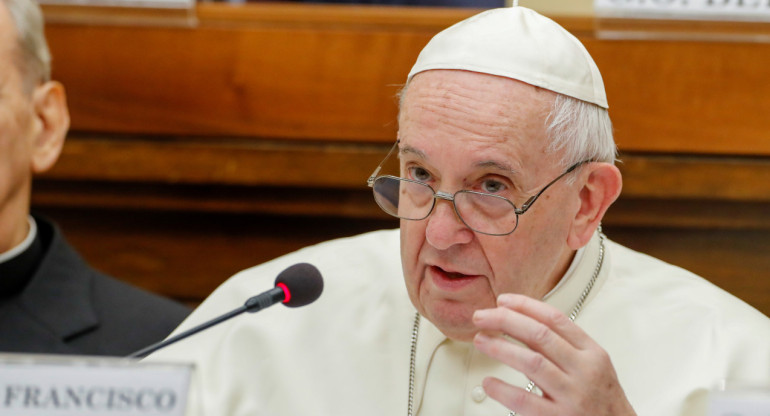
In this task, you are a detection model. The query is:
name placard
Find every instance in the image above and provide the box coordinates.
[0,353,192,416]
[595,0,770,21]
[709,382,770,416]
[38,0,193,10]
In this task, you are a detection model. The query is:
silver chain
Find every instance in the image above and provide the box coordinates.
[407,232,606,416]
[407,313,421,416]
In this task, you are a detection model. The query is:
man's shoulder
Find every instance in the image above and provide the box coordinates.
[191,229,404,318]
[80,268,189,348]
[90,270,190,320]
[14,217,190,355]
[593,239,770,407]
[156,229,410,358]
[40,217,190,321]
[603,238,769,327]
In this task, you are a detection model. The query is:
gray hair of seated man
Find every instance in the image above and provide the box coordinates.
[2,0,52,93]
[546,93,617,172]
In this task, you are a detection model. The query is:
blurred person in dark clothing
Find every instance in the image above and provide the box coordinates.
[0,0,190,356]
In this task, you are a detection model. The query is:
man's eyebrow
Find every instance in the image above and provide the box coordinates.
[398,145,520,175]
[399,145,426,159]
[476,160,520,176]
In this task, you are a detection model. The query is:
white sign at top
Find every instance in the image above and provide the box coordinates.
[38,0,193,10]
[595,0,770,21]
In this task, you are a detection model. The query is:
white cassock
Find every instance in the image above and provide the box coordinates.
[147,229,770,416]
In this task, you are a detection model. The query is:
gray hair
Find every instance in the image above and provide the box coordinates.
[2,0,51,93]
[546,93,617,169]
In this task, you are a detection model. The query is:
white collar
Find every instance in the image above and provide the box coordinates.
[0,216,37,264]
[542,244,585,300]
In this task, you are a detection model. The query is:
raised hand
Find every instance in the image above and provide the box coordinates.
[472,293,637,416]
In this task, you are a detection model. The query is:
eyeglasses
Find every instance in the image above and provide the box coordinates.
[366,141,591,236]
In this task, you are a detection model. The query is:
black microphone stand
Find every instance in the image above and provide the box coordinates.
[127,287,285,359]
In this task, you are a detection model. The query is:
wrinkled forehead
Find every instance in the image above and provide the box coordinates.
[402,69,555,110]
[399,69,555,134]
[397,70,559,173]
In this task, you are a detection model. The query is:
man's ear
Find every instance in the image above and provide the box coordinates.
[567,163,622,249]
[30,81,69,174]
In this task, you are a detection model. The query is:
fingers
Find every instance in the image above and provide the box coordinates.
[471,293,599,401]
[474,332,569,397]
[472,297,590,373]
[497,293,594,350]
[482,376,556,416]
[472,294,637,416]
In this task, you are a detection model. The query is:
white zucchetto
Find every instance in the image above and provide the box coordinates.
[407,6,608,109]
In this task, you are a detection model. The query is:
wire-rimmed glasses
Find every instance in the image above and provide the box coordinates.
[366,141,591,236]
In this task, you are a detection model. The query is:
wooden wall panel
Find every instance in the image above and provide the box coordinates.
[41,137,389,188]
[44,4,463,141]
[587,38,770,156]
[43,3,770,155]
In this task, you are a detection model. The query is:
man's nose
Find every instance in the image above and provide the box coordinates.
[424,195,473,250]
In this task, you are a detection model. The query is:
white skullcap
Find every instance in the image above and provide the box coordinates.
[407,6,608,109]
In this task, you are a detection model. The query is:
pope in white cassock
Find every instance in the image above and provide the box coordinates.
[148,5,770,416]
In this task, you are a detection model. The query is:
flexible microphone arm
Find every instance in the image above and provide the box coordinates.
[127,263,323,359]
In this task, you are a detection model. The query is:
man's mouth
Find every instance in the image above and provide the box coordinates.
[428,265,481,291]
[430,265,475,280]
[433,266,470,279]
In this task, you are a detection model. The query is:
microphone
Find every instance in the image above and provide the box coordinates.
[127,263,323,359]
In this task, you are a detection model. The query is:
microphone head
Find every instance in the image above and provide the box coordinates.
[274,263,324,308]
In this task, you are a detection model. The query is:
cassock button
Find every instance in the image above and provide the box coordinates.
[471,386,486,402]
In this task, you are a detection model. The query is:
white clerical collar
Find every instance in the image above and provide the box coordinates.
[541,230,608,315]
[542,244,585,300]
[0,216,37,264]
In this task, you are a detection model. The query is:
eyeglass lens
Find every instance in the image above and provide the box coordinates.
[372,176,518,235]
